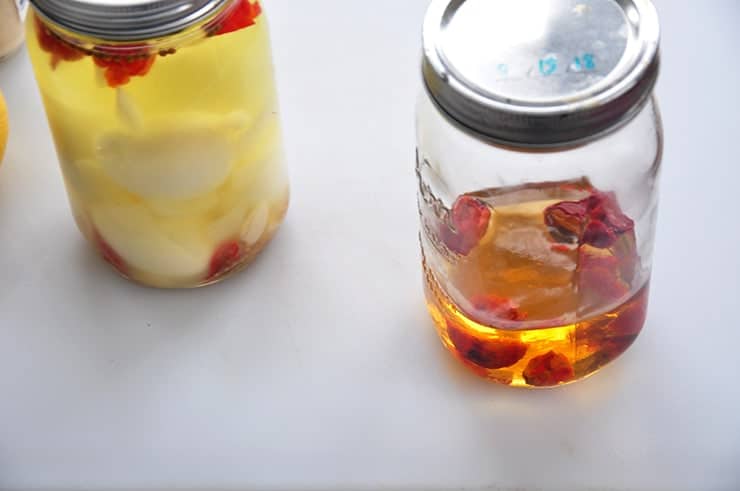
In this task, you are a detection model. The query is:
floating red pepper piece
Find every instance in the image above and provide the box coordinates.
[207,0,263,36]
[35,17,85,69]
[468,294,527,324]
[523,350,575,387]
[447,322,528,369]
[440,195,491,256]
[207,240,244,280]
[93,45,156,88]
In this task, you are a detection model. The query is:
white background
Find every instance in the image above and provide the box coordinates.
[1,1,739,490]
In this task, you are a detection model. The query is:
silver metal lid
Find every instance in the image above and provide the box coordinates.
[422,0,661,147]
[30,0,229,41]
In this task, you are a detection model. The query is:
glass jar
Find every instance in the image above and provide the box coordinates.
[416,0,663,387]
[26,0,289,288]
[0,0,26,60]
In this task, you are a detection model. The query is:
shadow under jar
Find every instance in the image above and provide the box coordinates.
[416,0,663,387]
[26,0,289,288]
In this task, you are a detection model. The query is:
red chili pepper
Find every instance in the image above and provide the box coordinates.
[93,45,156,88]
[207,0,263,36]
[207,240,244,280]
[447,322,528,370]
[35,17,85,69]
[440,195,491,256]
[523,350,575,387]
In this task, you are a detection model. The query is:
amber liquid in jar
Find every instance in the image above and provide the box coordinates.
[422,179,649,387]
[26,1,288,287]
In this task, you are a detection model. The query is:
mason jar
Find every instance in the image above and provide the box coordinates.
[26,0,289,288]
[416,0,662,387]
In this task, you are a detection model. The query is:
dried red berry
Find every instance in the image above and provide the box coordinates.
[447,322,528,370]
[523,350,575,387]
[207,240,244,280]
[583,219,617,248]
[35,17,85,69]
[544,200,589,240]
[577,248,630,303]
[440,195,491,255]
[468,295,527,324]
[545,190,634,249]
[588,192,634,234]
[207,0,263,36]
[93,45,156,88]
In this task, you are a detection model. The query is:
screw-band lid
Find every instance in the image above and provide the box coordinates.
[30,0,229,40]
[422,0,661,147]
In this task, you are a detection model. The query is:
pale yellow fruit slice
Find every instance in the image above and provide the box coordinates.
[97,113,248,199]
[91,203,211,280]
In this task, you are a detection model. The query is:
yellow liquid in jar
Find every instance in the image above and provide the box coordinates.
[26,8,289,287]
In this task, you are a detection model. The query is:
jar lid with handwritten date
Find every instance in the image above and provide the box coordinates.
[422,0,661,147]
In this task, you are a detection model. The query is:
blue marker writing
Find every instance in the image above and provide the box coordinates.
[539,55,558,76]
[583,53,596,70]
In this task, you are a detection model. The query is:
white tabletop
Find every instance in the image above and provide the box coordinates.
[1,1,739,490]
